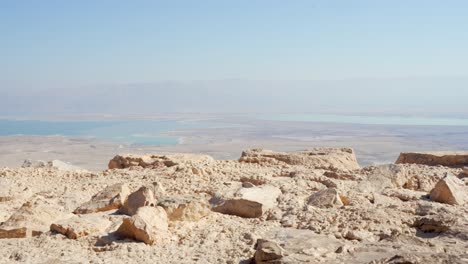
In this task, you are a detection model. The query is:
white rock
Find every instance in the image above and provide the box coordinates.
[119,186,156,216]
[50,212,114,239]
[115,206,168,245]
[308,188,344,208]
[429,174,467,205]
[211,185,281,218]
[74,183,130,214]
[157,195,210,221]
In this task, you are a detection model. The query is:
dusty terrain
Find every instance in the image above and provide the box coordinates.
[0,148,467,263]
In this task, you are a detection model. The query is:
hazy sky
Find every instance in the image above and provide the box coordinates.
[1,1,468,116]
[2,1,468,83]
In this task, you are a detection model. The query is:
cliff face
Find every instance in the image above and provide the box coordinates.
[0,148,467,263]
[396,151,468,167]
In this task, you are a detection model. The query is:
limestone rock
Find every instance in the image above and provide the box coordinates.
[0,228,28,239]
[108,153,214,169]
[21,159,85,172]
[157,195,210,221]
[396,151,468,167]
[259,228,344,263]
[412,214,457,233]
[211,185,281,218]
[119,186,156,216]
[429,174,467,205]
[342,229,375,242]
[0,178,13,202]
[115,206,168,245]
[371,253,467,264]
[21,159,47,168]
[382,188,426,201]
[253,240,284,264]
[307,188,344,208]
[151,182,166,198]
[74,183,130,214]
[50,213,114,239]
[239,148,360,172]
[0,195,72,238]
[49,160,86,172]
[462,167,468,176]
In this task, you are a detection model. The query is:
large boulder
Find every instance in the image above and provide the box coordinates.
[396,152,468,167]
[429,174,467,205]
[157,195,210,221]
[108,153,214,169]
[211,185,281,218]
[119,186,157,216]
[50,212,115,239]
[307,188,344,208]
[239,148,360,172]
[115,206,168,245]
[0,194,72,239]
[74,183,130,214]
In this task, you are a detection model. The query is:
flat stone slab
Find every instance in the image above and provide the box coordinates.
[396,152,468,167]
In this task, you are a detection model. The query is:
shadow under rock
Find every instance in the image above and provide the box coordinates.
[415,230,441,239]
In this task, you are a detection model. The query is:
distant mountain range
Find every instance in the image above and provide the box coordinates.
[2,77,468,118]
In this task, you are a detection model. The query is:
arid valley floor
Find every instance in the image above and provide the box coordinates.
[0,147,467,263]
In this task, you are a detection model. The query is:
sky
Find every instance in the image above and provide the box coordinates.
[1,1,468,116]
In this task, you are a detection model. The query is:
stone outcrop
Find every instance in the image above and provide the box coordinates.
[239,148,360,171]
[119,186,157,216]
[211,185,281,218]
[396,152,468,167]
[429,174,467,205]
[157,195,210,221]
[74,183,130,214]
[115,206,168,245]
[108,154,214,169]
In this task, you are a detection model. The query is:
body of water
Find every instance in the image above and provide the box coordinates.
[0,119,183,145]
[2,114,468,146]
[253,113,468,126]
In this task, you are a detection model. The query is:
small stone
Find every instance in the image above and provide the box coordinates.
[335,244,353,253]
[308,188,344,208]
[253,239,284,264]
[74,183,130,214]
[342,230,375,242]
[242,182,255,188]
[115,206,168,245]
[429,174,467,205]
[211,185,281,218]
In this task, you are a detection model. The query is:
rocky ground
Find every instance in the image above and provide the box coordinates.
[0,149,467,263]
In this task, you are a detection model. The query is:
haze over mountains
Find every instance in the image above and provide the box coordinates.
[2,76,468,118]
